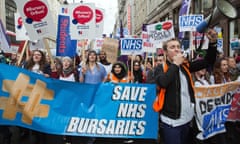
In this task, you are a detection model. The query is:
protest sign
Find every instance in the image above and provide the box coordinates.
[141,31,155,53]
[0,64,158,139]
[56,5,77,57]
[120,38,143,55]
[0,19,10,50]
[14,0,56,41]
[95,8,104,38]
[69,3,96,40]
[179,15,203,32]
[101,38,119,64]
[147,20,175,44]
[14,12,30,41]
[194,82,239,140]
[227,89,240,121]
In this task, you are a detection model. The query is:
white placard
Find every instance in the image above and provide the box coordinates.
[14,0,56,41]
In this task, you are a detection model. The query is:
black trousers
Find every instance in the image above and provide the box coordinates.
[0,126,11,144]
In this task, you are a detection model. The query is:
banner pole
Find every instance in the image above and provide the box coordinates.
[17,40,28,66]
[81,39,86,66]
[131,54,135,83]
[152,53,155,68]
[43,38,54,65]
[143,52,148,75]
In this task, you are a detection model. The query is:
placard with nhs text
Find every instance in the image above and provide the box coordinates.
[179,15,203,32]
[120,38,143,55]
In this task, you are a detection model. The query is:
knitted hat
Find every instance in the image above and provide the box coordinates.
[62,56,73,65]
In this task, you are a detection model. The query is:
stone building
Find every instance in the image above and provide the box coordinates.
[116,0,240,56]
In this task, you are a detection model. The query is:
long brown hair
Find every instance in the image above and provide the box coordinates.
[86,50,100,70]
[25,50,47,71]
[213,57,231,84]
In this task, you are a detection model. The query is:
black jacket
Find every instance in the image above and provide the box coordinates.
[154,43,217,119]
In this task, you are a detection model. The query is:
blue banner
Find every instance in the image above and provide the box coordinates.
[0,64,158,139]
[56,15,77,57]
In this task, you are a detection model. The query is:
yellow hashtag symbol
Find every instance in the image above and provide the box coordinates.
[0,73,54,125]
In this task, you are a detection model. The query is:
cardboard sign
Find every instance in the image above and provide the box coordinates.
[101,38,119,64]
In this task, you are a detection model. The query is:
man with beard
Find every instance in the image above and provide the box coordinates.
[98,50,112,74]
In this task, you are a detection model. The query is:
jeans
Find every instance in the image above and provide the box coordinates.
[162,122,190,144]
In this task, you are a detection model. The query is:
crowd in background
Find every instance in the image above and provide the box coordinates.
[0,34,240,143]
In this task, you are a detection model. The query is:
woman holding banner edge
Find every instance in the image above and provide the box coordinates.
[153,29,218,144]
[77,50,107,144]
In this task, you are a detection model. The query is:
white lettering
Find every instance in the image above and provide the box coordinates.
[112,86,148,102]
[66,118,146,136]
[66,117,80,132]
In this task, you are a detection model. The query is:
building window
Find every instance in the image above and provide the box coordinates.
[194,0,214,14]
[5,0,16,32]
[194,0,202,14]
[203,0,213,10]
[5,0,18,45]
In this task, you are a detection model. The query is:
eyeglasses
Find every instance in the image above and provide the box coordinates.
[33,54,42,56]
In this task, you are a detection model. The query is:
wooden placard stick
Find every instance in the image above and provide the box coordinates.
[81,39,86,66]
[17,40,28,66]
[152,53,155,67]
[143,52,148,75]
[131,54,135,83]
[43,38,54,65]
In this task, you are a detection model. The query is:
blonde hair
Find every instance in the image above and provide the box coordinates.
[162,38,180,51]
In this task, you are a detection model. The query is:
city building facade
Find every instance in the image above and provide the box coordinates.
[0,0,18,46]
[116,0,240,56]
[0,0,239,56]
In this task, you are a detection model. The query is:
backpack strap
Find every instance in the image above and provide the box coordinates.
[153,62,168,112]
[182,63,195,92]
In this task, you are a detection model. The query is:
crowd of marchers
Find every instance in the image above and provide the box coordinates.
[0,29,240,144]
